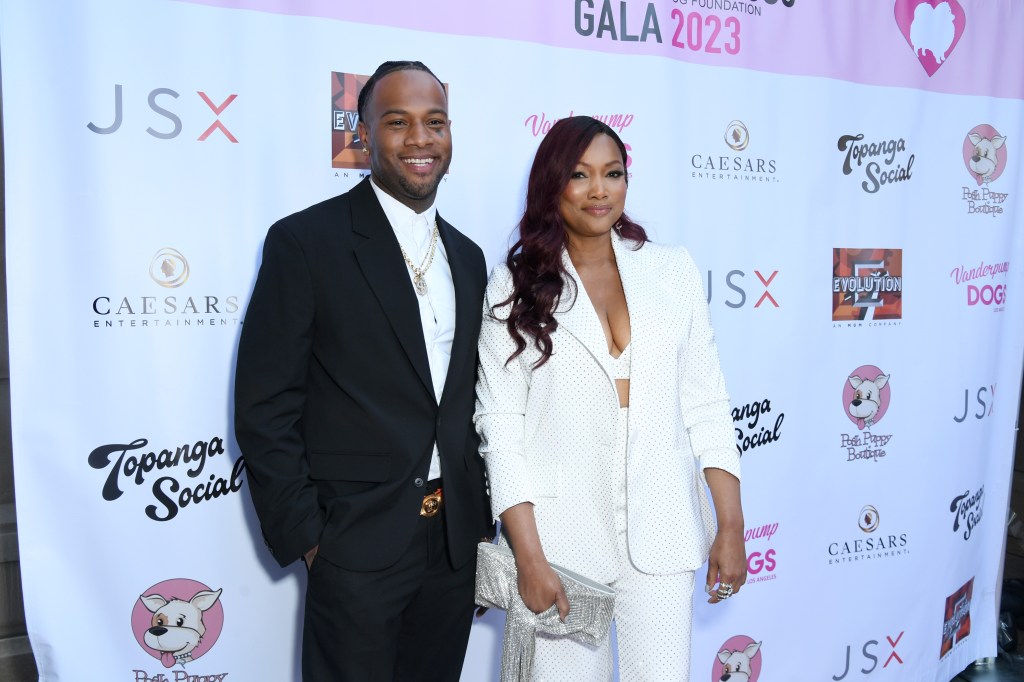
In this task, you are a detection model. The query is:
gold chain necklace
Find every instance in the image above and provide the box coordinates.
[398,218,439,296]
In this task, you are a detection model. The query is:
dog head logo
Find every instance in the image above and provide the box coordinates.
[844,365,892,430]
[894,0,966,76]
[963,125,1008,186]
[712,635,762,682]
[131,579,224,668]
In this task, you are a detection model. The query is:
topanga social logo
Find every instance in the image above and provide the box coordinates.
[961,124,1009,217]
[131,578,225,674]
[893,0,966,77]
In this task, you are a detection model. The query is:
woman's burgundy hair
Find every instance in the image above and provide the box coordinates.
[497,115,648,367]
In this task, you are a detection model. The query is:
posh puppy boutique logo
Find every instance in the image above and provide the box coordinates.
[712,635,763,682]
[131,578,227,678]
[690,120,780,184]
[894,0,966,77]
[837,133,914,194]
[840,365,894,463]
[832,249,902,325]
[961,124,1009,217]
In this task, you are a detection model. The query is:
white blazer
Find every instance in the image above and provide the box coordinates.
[474,231,740,581]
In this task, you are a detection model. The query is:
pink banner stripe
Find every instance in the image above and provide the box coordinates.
[176,0,1024,101]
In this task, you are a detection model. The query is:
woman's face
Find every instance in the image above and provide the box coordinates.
[558,134,627,242]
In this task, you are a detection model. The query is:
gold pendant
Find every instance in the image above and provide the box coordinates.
[414,275,428,296]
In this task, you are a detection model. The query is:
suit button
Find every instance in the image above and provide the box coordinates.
[414,477,425,488]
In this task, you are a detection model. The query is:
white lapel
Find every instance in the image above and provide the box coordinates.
[555,246,617,398]
[611,231,659,420]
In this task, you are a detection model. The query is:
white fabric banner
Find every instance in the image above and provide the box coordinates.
[2,0,1023,680]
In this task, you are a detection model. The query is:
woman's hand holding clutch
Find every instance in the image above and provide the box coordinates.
[515,554,571,621]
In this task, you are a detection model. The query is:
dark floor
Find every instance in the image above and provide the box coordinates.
[956,654,1024,681]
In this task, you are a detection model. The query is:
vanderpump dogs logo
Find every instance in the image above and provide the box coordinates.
[827,505,909,565]
[745,521,778,585]
[949,485,984,541]
[732,397,784,455]
[837,133,914,194]
[332,71,370,171]
[894,0,966,77]
[962,124,1009,216]
[131,578,227,679]
[88,436,244,522]
[950,259,1008,312]
[832,249,902,326]
[712,636,763,682]
[91,248,242,331]
[940,578,973,658]
[841,365,894,463]
[690,120,780,184]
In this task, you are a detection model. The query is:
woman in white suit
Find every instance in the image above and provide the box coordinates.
[475,116,746,681]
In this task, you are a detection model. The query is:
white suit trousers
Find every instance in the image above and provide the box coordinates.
[531,408,696,682]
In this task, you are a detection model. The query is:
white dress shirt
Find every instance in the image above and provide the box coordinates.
[370,178,455,481]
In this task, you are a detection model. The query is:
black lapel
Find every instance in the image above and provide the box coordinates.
[349,179,434,398]
[437,214,476,407]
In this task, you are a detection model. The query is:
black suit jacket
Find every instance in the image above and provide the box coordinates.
[235,178,491,571]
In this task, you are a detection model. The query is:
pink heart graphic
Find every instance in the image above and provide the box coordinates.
[894,0,966,77]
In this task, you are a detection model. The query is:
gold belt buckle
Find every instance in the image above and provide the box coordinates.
[420,488,443,517]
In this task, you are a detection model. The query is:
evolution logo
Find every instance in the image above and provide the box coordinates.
[949,485,984,541]
[827,505,909,565]
[940,578,973,659]
[91,248,242,331]
[954,384,995,423]
[837,133,914,194]
[712,636,763,682]
[88,436,245,522]
[894,0,966,77]
[691,121,780,184]
[831,631,904,680]
[88,85,237,142]
[961,124,1010,217]
[949,259,1007,312]
[573,0,795,59]
[706,269,780,309]
[744,521,778,585]
[841,365,894,463]
[332,71,371,171]
[733,397,784,455]
[832,249,902,326]
[131,578,227,679]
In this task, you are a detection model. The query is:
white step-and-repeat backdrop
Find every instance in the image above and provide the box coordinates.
[3,1,1023,680]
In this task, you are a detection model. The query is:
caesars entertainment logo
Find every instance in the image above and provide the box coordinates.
[837,133,914,194]
[949,258,1007,313]
[961,124,1009,217]
[91,248,242,331]
[573,0,795,56]
[827,505,909,565]
[840,364,894,463]
[940,578,973,659]
[894,0,966,77]
[690,120,780,184]
[131,578,228,679]
[713,636,763,682]
[832,248,902,327]
[88,435,245,522]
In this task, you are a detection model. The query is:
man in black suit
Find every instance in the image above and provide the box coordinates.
[235,61,492,681]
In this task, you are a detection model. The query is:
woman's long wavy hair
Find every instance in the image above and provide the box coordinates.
[497,116,648,368]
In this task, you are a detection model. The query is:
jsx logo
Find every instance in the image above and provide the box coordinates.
[832,632,904,680]
[87,84,238,142]
[706,270,779,308]
[953,385,994,423]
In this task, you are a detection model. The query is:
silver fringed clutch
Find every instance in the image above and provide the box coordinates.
[475,542,616,682]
